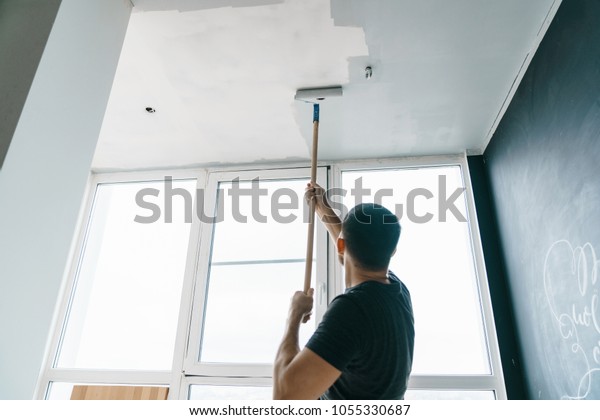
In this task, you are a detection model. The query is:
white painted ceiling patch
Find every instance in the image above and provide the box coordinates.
[93,0,556,170]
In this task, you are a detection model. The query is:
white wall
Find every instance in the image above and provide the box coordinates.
[0,0,131,399]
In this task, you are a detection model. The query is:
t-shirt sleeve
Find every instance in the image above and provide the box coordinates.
[305,294,366,371]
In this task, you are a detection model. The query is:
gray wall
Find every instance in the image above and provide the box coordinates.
[0,0,61,168]
[0,0,131,399]
[484,0,600,399]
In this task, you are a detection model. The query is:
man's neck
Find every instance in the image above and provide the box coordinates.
[344,263,389,288]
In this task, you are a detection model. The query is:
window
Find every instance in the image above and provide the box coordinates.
[55,180,196,371]
[189,385,272,400]
[40,175,198,398]
[183,168,328,392]
[337,159,504,398]
[404,390,496,400]
[200,179,315,364]
[39,157,505,399]
[186,377,273,400]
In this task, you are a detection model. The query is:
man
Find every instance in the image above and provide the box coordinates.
[273,182,415,400]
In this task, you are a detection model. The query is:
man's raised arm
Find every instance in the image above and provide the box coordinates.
[306,182,342,244]
[273,289,341,399]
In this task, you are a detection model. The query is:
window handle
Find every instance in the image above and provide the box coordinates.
[319,282,326,306]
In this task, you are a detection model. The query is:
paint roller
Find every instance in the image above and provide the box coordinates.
[294,86,343,293]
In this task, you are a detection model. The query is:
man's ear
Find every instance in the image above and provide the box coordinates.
[337,237,345,255]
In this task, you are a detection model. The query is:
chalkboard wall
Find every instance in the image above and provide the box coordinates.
[468,155,527,399]
[484,0,600,399]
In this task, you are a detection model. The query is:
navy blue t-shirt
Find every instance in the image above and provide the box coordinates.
[306,271,414,399]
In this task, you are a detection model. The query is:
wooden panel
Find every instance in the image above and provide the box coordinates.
[70,385,169,400]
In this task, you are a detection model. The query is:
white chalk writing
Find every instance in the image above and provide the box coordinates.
[543,240,600,399]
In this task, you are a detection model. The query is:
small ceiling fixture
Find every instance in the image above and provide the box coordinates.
[365,66,373,80]
[145,107,156,113]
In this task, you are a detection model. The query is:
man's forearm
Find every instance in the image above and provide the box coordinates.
[273,312,303,399]
[316,203,342,243]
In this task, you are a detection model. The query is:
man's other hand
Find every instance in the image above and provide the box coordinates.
[305,182,330,213]
[289,288,314,324]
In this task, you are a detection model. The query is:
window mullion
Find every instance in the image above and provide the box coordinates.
[183,171,219,376]
[408,374,503,392]
[170,170,208,399]
[44,369,172,385]
[460,155,507,399]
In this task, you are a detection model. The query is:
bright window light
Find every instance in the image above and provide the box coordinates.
[405,389,495,400]
[189,384,272,400]
[342,166,491,375]
[41,160,504,400]
[200,178,315,364]
[55,180,196,370]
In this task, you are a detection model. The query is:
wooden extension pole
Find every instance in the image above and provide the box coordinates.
[304,104,320,293]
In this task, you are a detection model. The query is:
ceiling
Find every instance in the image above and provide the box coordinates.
[92,0,557,171]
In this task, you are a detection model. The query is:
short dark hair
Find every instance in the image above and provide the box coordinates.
[342,203,401,271]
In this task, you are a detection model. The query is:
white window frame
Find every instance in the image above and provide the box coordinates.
[182,166,329,381]
[35,168,207,400]
[332,153,506,399]
[37,154,506,400]
[180,376,273,400]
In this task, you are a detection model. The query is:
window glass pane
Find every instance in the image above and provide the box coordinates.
[56,180,195,370]
[210,179,310,262]
[46,382,76,400]
[201,262,315,363]
[189,385,272,400]
[200,176,317,364]
[405,389,495,400]
[342,166,490,375]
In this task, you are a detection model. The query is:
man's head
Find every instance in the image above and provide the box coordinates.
[339,203,400,271]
